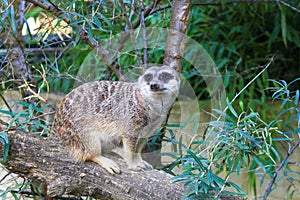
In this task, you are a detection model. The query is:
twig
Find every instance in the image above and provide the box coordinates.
[25,0,70,23]
[18,0,26,26]
[18,79,47,103]
[277,0,300,13]
[227,56,275,112]
[118,0,144,69]
[151,0,300,14]
[139,0,148,71]
[0,93,13,113]
[0,171,12,183]
[29,111,56,121]
[132,0,162,29]
[263,139,300,199]
[114,0,162,67]
[150,4,171,15]
[0,0,17,14]
[25,0,129,81]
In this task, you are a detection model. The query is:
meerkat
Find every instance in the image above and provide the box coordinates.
[51,65,180,174]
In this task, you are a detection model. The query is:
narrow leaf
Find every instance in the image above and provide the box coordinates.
[9,5,16,35]
[226,98,238,118]
[0,132,10,164]
[294,90,299,105]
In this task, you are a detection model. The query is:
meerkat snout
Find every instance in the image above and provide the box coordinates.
[150,83,160,91]
[51,65,180,174]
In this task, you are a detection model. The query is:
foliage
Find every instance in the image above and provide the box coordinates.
[185,1,300,101]
[164,77,300,199]
[0,132,9,164]
[0,0,300,199]
[0,101,53,135]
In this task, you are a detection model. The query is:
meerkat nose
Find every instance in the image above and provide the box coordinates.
[150,83,160,91]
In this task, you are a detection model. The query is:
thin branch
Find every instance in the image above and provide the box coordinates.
[25,0,70,23]
[263,139,300,199]
[0,0,17,14]
[132,0,162,29]
[25,0,129,81]
[18,0,26,27]
[277,0,300,13]
[151,0,300,14]
[227,56,274,110]
[128,0,136,22]
[113,0,162,71]
[150,4,171,15]
[118,0,144,69]
[29,111,56,121]
[139,0,148,70]
[0,93,13,113]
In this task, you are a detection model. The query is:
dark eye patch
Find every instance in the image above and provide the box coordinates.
[159,72,174,83]
[144,73,153,82]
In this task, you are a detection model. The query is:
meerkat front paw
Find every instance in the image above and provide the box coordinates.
[129,159,153,171]
[89,155,121,174]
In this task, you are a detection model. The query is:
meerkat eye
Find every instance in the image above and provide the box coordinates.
[144,73,153,82]
[159,72,174,83]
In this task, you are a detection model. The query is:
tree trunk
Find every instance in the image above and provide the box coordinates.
[164,0,191,72]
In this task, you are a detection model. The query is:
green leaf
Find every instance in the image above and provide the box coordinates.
[0,132,10,164]
[288,77,300,86]
[294,90,299,105]
[9,5,16,35]
[238,130,260,147]
[212,108,235,122]
[186,149,206,172]
[239,101,244,112]
[226,98,238,118]
[97,12,112,26]
[280,98,289,109]
[283,115,298,128]
[240,112,259,123]
[278,107,297,117]
[251,154,266,172]
[206,121,233,128]
[93,16,102,29]
[23,18,32,38]
[223,73,230,88]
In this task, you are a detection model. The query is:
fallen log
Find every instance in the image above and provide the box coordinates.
[1,130,184,199]
[0,129,245,200]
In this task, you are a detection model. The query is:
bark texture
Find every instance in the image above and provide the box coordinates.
[2,130,185,199]
[164,0,191,72]
[0,130,246,200]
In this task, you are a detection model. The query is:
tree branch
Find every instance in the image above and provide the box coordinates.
[25,0,130,82]
[0,0,35,99]
[118,0,144,69]
[151,0,300,15]
[263,139,300,200]
[24,0,164,80]
[1,130,185,199]
[0,129,245,200]
[139,0,148,70]
[163,0,191,72]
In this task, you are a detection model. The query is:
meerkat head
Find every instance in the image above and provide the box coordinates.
[138,65,180,101]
